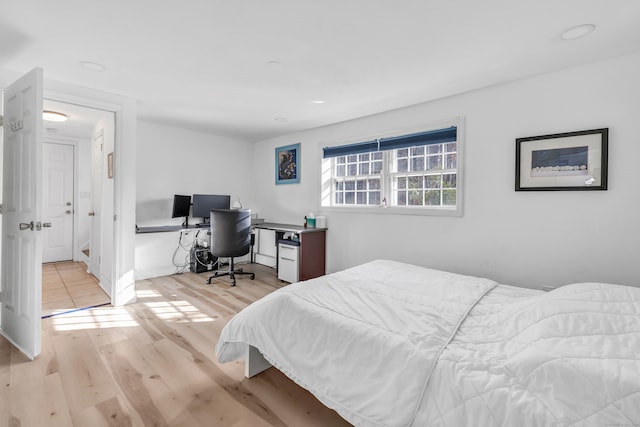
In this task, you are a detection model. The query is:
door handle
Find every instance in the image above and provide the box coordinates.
[66,202,72,206]
[88,211,95,216]
[66,210,72,214]
[19,221,34,231]
[35,222,51,231]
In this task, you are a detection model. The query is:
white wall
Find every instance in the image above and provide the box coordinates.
[136,121,255,226]
[251,52,640,289]
[135,121,255,278]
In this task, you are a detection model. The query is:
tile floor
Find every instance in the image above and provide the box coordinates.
[42,261,110,317]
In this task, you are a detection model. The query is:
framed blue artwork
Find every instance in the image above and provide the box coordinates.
[275,143,300,184]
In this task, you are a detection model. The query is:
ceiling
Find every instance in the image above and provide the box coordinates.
[41,100,112,139]
[2,1,640,142]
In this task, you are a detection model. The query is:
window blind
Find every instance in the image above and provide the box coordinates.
[378,127,457,151]
[322,140,379,159]
[322,126,457,159]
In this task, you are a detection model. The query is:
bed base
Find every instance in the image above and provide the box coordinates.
[245,345,272,378]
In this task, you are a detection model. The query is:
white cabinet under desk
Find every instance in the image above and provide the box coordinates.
[277,240,299,283]
[252,223,326,282]
[254,228,277,267]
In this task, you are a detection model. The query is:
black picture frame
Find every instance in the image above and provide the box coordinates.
[515,128,608,191]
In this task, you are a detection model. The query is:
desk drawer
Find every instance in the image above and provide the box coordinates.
[278,243,299,283]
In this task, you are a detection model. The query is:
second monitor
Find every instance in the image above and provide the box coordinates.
[192,194,231,226]
[172,194,192,227]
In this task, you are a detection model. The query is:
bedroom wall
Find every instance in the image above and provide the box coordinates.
[136,121,255,226]
[134,121,255,278]
[250,52,640,289]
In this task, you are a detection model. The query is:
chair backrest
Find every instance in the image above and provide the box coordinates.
[209,209,252,258]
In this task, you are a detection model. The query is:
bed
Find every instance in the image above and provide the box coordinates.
[216,259,640,426]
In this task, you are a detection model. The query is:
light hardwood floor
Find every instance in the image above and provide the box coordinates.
[2,263,352,427]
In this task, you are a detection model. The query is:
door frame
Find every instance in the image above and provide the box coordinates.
[43,80,137,307]
[0,71,136,307]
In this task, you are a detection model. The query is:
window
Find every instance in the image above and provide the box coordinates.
[391,142,458,207]
[333,152,383,206]
[321,120,463,215]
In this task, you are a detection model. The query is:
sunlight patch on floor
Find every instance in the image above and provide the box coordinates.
[51,287,215,331]
[136,288,162,298]
[52,306,139,331]
[143,300,215,323]
[138,285,215,323]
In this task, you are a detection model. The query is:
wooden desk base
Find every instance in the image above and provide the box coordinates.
[299,230,326,281]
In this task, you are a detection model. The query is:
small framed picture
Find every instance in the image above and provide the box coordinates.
[515,128,608,191]
[107,152,114,179]
[275,143,300,185]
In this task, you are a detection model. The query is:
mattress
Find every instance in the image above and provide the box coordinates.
[216,260,640,426]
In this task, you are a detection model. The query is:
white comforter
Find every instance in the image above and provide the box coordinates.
[420,281,640,426]
[216,260,640,426]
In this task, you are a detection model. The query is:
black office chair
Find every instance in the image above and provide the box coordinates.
[206,208,255,286]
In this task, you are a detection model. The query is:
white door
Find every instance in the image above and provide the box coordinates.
[88,131,103,279]
[0,68,43,359]
[42,142,74,262]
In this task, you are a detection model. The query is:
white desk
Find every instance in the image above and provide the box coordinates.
[134,222,326,281]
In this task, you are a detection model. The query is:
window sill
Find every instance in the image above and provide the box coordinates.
[318,205,463,217]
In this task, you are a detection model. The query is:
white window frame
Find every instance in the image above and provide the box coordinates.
[320,117,464,217]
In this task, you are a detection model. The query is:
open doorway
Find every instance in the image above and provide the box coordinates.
[1,69,136,359]
[40,100,115,317]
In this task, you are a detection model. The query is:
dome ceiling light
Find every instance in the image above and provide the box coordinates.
[79,61,107,72]
[561,24,596,40]
[43,110,68,122]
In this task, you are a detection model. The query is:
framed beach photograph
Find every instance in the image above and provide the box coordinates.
[275,143,300,185]
[515,128,608,191]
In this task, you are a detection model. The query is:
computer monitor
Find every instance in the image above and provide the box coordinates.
[171,194,192,226]
[191,194,231,225]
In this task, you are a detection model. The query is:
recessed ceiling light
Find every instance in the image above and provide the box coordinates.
[79,61,107,72]
[43,110,68,122]
[561,24,595,40]
[310,100,326,104]
[274,117,288,122]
